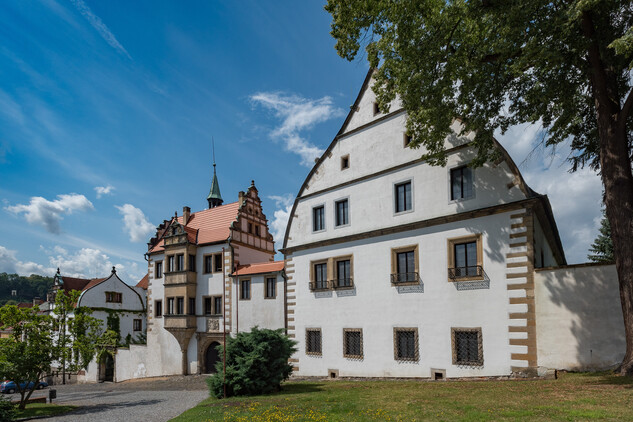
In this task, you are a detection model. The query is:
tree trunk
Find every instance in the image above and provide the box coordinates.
[583,11,633,375]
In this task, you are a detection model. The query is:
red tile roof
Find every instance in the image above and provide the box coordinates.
[149,201,240,253]
[136,274,149,290]
[232,261,284,276]
[81,278,107,292]
[59,276,92,292]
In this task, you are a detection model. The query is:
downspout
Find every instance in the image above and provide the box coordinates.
[222,245,226,400]
[282,268,288,335]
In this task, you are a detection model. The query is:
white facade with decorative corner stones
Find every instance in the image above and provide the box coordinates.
[282,70,625,379]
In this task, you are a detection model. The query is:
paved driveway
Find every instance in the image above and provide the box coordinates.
[28,375,209,422]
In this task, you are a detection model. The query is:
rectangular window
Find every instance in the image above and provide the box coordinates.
[176,254,184,271]
[214,253,223,273]
[306,328,322,355]
[450,166,474,200]
[313,205,325,232]
[452,328,483,366]
[395,181,412,213]
[336,259,351,288]
[240,280,251,300]
[204,255,213,273]
[155,261,163,278]
[312,262,328,290]
[255,225,261,236]
[105,292,122,303]
[167,298,174,315]
[188,254,196,272]
[167,255,175,272]
[204,297,212,315]
[447,234,483,280]
[248,222,253,234]
[265,277,276,299]
[391,245,419,284]
[213,296,222,315]
[394,328,419,361]
[403,133,412,147]
[335,199,349,226]
[188,297,196,315]
[373,101,380,116]
[176,297,184,314]
[341,155,349,170]
[343,329,363,359]
[133,319,142,331]
[155,300,162,317]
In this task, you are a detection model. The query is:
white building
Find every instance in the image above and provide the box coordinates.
[137,172,286,378]
[282,71,625,379]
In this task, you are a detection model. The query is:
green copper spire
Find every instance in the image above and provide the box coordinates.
[207,140,223,208]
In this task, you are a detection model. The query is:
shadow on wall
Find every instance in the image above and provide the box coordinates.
[535,264,625,371]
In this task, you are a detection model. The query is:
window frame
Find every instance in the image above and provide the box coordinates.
[213,253,223,273]
[334,197,350,228]
[203,254,213,274]
[390,245,420,285]
[264,277,276,299]
[176,297,184,314]
[213,296,222,316]
[333,255,354,289]
[155,260,163,278]
[166,297,175,315]
[240,279,251,300]
[310,259,329,291]
[188,254,196,272]
[176,254,184,272]
[154,299,162,317]
[447,234,484,281]
[133,319,142,332]
[393,327,419,362]
[105,291,122,303]
[203,296,212,315]
[305,328,322,356]
[449,164,475,202]
[393,179,414,215]
[188,297,196,315]
[403,132,412,148]
[343,328,363,359]
[341,154,350,170]
[312,204,326,233]
[167,255,175,273]
[372,101,380,116]
[451,327,483,366]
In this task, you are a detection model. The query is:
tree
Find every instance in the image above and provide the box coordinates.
[53,290,102,385]
[588,210,615,263]
[0,305,54,410]
[207,327,296,398]
[326,0,633,375]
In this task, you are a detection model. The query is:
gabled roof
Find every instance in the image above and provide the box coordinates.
[232,261,284,276]
[81,278,107,292]
[56,276,92,292]
[136,274,149,290]
[149,201,241,253]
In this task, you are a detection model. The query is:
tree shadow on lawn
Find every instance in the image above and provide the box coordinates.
[60,399,163,416]
[566,371,633,389]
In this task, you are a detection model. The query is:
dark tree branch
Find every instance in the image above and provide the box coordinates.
[620,88,633,128]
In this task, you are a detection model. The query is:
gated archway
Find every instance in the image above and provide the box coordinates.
[205,341,221,374]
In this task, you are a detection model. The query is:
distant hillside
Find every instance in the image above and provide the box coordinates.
[0,273,54,306]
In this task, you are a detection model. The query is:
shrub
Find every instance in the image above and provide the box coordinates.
[207,327,296,398]
[0,395,16,421]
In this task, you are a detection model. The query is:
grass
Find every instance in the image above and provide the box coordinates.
[15,403,77,419]
[172,372,633,421]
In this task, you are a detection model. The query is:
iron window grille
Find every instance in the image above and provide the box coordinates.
[452,328,483,366]
[306,329,322,355]
[391,272,420,285]
[448,265,485,280]
[394,328,419,361]
[343,329,363,359]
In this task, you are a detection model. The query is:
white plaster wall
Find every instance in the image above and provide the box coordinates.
[77,274,145,312]
[344,78,401,133]
[115,345,150,381]
[91,310,144,343]
[236,246,274,266]
[195,244,227,334]
[289,145,525,248]
[535,264,624,371]
[533,218,556,268]
[234,273,285,333]
[290,212,516,378]
[77,359,99,383]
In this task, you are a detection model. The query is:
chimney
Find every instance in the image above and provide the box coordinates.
[183,206,191,224]
[238,191,246,207]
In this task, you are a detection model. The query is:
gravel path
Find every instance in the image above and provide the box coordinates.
[33,375,209,422]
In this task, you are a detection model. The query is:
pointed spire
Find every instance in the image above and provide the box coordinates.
[207,137,223,208]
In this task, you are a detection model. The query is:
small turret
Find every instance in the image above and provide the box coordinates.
[207,140,223,208]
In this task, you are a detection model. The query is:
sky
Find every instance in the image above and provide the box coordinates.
[0,1,603,285]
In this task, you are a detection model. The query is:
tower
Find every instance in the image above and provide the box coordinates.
[207,140,223,209]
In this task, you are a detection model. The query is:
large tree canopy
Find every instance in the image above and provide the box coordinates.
[326,0,633,374]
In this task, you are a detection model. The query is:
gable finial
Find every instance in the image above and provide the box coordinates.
[112,266,116,274]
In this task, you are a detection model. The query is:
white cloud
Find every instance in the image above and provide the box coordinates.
[250,92,344,166]
[268,194,294,246]
[0,246,55,276]
[5,194,94,234]
[94,185,115,198]
[70,0,131,59]
[115,204,155,243]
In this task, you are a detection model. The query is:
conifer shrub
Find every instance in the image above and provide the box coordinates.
[207,327,296,398]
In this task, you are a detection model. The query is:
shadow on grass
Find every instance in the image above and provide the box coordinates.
[565,371,633,388]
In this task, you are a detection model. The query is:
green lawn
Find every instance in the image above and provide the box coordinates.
[15,403,76,419]
[172,372,633,421]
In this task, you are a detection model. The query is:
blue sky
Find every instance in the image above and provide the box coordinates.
[0,1,603,284]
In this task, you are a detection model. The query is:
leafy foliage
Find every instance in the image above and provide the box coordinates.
[0,273,53,306]
[208,327,296,398]
[106,313,121,344]
[0,395,15,421]
[588,210,614,263]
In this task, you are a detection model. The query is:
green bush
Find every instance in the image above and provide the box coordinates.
[0,395,16,421]
[207,327,296,398]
